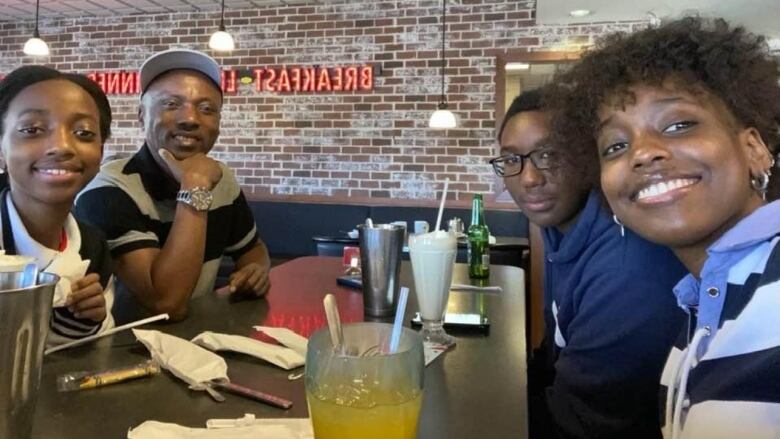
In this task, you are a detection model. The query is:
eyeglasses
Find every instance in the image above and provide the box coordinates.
[489,148,560,177]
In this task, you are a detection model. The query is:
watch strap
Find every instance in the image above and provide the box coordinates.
[176,186,212,211]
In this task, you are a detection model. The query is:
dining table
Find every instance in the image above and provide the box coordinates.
[33,256,527,438]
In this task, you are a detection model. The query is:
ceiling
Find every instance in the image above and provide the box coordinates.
[0,0,323,19]
[507,63,568,91]
[537,0,780,46]
[0,0,778,48]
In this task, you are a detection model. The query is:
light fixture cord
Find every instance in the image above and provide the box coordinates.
[439,0,447,106]
[219,0,226,30]
[34,0,40,36]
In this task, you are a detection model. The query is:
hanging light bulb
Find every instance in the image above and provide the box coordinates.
[209,0,235,51]
[209,28,235,51]
[429,0,456,129]
[429,104,457,129]
[23,0,49,57]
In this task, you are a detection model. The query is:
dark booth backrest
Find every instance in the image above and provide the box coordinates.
[249,201,528,258]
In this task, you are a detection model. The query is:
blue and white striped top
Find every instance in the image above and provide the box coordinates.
[660,200,780,439]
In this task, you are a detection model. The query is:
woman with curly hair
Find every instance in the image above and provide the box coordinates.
[551,17,780,438]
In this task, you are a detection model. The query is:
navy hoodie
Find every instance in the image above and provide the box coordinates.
[533,191,687,439]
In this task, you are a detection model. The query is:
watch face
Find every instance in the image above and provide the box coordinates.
[190,189,213,211]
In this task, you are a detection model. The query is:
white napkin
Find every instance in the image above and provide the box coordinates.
[133,329,228,389]
[252,326,308,357]
[46,257,90,307]
[192,331,304,370]
[424,341,452,366]
[128,417,313,439]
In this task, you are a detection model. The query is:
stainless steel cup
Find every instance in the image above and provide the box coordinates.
[0,271,59,439]
[358,224,404,317]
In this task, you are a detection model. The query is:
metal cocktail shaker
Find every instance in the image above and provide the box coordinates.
[357,224,404,317]
[0,272,59,439]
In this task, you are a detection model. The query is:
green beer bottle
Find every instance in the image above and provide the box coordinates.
[467,194,490,279]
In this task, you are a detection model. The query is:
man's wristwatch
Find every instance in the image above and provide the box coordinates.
[176,187,213,211]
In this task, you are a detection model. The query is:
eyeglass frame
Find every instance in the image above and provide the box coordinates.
[489,147,561,177]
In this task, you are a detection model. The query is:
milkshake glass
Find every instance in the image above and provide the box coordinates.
[408,230,456,346]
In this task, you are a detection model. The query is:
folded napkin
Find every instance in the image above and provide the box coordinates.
[252,326,308,357]
[192,331,304,370]
[46,256,90,307]
[128,417,313,439]
[424,340,453,366]
[133,329,228,389]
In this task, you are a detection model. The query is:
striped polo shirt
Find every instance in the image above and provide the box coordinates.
[74,144,258,323]
[660,200,780,438]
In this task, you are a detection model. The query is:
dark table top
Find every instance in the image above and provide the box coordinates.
[33,256,527,439]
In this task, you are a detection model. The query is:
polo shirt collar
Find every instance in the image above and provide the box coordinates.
[126,143,179,201]
[673,200,780,308]
[709,200,780,254]
[0,189,82,270]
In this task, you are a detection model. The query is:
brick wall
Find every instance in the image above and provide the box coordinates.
[0,0,647,207]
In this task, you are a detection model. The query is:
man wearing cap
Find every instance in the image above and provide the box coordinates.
[75,49,270,322]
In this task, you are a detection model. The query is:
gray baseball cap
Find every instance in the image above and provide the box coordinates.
[139,48,222,94]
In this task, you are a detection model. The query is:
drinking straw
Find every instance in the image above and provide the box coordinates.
[21,262,38,288]
[451,283,503,293]
[434,178,450,232]
[44,313,170,355]
[388,287,410,353]
[323,294,344,353]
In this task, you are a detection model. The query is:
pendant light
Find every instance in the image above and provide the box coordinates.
[429,0,456,129]
[209,0,235,51]
[23,0,49,57]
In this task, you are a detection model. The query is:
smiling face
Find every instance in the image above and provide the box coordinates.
[499,110,590,230]
[139,70,222,166]
[0,79,103,210]
[597,83,771,255]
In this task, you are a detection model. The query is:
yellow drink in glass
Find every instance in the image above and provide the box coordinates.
[307,389,422,439]
[305,323,425,439]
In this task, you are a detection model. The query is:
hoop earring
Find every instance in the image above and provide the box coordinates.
[751,170,771,201]
[612,214,625,238]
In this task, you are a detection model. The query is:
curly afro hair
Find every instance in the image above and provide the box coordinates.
[548,16,780,199]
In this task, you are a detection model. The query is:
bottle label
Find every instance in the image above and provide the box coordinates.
[482,253,490,267]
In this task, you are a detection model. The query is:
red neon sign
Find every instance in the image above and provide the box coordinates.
[87,71,141,95]
[80,64,374,95]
